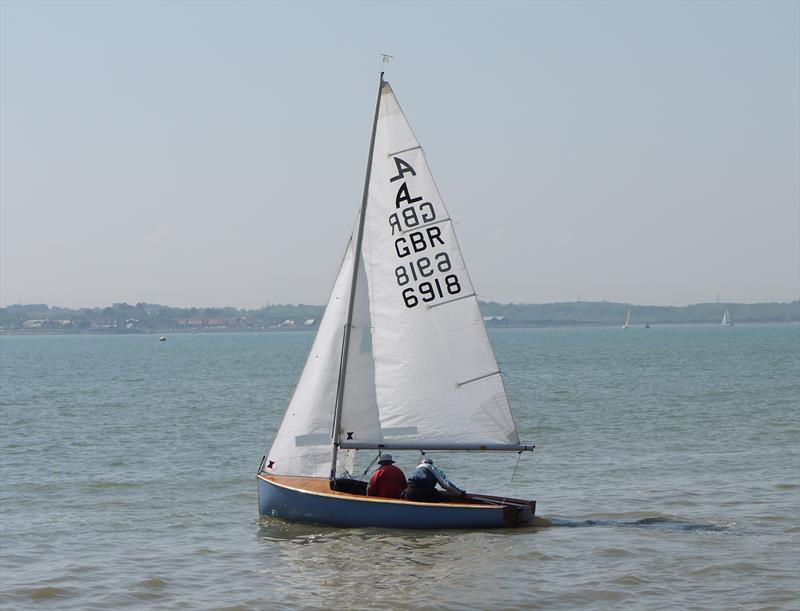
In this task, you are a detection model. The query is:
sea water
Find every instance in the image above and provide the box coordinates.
[1,324,798,610]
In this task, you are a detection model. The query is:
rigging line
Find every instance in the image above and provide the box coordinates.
[510,451,523,487]
[360,451,382,479]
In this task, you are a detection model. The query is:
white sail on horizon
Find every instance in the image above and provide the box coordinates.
[721,309,733,326]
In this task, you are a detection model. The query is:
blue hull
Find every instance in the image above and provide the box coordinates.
[257,475,533,529]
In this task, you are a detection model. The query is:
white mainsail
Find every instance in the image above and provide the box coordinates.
[351,82,519,449]
[265,79,525,477]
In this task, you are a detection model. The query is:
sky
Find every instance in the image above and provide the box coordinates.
[1,0,798,309]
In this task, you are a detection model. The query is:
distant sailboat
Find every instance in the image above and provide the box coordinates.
[721,310,733,327]
[623,308,632,329]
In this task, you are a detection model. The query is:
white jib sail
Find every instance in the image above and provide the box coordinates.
[265,240,380,477]
[352,82,520,448]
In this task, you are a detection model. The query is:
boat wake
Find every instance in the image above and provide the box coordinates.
[536,514,732,531]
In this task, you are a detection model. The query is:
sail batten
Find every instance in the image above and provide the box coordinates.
[458,371,502,388]
[428,293,477,308]
[392,217,453,236]
[388,145,422,157]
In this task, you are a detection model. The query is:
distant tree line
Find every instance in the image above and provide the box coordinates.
[0,300,797,333]
[0,302,324,333]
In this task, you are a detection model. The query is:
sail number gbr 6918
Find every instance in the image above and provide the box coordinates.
[395,252,461,308]
[387,156,462,308]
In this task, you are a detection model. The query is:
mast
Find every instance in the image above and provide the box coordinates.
[329,71,385,480]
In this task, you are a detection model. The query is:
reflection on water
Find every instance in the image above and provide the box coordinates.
[252,510,740,605]
[256,515,548,544]
[252,511,738,608]
[255,515,560,608]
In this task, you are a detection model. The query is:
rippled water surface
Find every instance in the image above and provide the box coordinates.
[1,325,798,609]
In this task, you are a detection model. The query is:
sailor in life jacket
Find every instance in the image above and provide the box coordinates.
[404,457,466,502]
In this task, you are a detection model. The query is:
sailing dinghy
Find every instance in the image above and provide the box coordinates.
[721,309,733,326]
[257,73,536,529]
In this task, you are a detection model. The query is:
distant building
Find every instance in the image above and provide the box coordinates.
[90,320,117,330]
[23,319,73,329]
[177,318,232,329]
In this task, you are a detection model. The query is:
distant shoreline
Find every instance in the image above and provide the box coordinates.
[2,300,797,334]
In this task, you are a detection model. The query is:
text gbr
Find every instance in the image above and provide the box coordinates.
[386,156,463,308]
